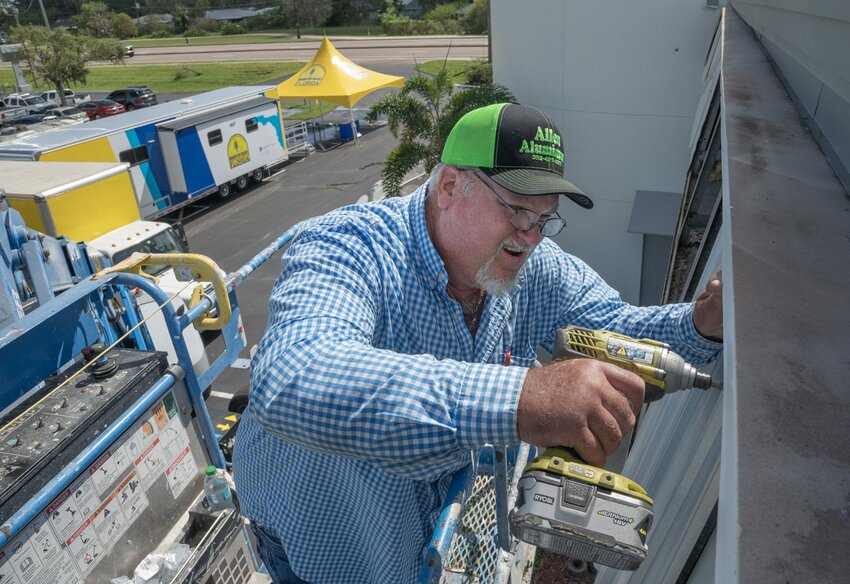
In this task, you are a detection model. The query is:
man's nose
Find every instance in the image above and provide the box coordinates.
[516,224,544,246]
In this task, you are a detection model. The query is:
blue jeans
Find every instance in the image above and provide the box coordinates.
[251,522,310,584]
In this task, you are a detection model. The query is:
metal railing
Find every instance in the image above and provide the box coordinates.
[284,121,314,156]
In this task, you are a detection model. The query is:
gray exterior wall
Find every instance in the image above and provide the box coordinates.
[490,0,720,303]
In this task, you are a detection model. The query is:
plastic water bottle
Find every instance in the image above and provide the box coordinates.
[203,465,233,512]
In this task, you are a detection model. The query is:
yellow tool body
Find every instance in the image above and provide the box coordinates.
[554,326,714,402]
[511,327,717,570]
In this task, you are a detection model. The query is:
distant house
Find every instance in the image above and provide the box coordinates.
[131,13,174,26]
[204,8,274,24]
[368,0,426,22]
[401,0,425,16]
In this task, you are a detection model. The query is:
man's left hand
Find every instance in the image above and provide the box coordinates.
[693,271,723,341]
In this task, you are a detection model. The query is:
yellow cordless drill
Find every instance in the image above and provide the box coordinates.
[510,326,719,571]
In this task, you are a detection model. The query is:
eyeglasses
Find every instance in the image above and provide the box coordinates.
[470,171,567,237]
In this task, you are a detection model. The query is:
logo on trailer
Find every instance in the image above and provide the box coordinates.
[296,64,326,87]
[228,134,250,168]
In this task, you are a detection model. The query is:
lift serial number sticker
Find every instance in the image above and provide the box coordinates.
[174,266,195,282]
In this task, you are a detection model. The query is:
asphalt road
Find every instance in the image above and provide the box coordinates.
[131,35,488,64]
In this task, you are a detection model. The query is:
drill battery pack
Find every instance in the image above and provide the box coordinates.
[510,448,654,571]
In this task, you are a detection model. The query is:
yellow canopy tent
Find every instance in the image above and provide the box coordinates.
[265,37,405,144]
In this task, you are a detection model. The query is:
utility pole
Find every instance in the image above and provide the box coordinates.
[37,0,50,30]
[294,1,300,39]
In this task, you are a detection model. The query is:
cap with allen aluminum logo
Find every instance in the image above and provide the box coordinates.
[441,102,593,209]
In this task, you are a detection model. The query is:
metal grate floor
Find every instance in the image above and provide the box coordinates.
[441,473,503,584]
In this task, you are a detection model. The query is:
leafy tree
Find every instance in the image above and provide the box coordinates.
[11,25,124,105]
[111,12,137,38]
[461,0,488,34]
[327,0,375,26]
[73,2,114,37]
[422,2,461,35]
[365,66,515,197]
[281,0,332,29]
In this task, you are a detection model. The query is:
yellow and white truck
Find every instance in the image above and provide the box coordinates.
[0,160,212,377]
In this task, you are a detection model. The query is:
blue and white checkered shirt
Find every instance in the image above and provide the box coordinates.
[232,182,720,583]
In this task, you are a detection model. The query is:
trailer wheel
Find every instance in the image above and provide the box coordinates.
[235,175,249,191]
[250,168,264,183]
[218,182,233,199]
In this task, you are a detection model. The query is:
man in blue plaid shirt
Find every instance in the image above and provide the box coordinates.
[232,103,723,583]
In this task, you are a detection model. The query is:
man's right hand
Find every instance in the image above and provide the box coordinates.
[516,359,645,467]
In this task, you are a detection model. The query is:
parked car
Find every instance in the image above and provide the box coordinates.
[124,45,135,57]
[105,87,157,111]
[2,93,50,114]
[0,106,27,126]
[39,88,90,107]
[77,99,126,120]
[44,106,88,122]
[13,113,57,127]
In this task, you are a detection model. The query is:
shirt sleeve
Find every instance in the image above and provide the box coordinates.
[248,223,527,482]
[551,251,722,366]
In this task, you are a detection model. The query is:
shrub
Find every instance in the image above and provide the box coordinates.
[184,27,208,38]
[194,18,222,33]
[174,65,201,80]
[465,60,492,85]
[381,14,444,36]
[221,23,246,35]
[242,14,271,31]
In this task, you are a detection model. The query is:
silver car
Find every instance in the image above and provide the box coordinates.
[44,106,88,122]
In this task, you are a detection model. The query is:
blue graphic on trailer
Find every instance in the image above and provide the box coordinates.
[126,125,170,209]
[255,112,284,146]
[175,127,215,197]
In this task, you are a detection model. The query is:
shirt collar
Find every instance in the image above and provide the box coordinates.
[410,179,451,293]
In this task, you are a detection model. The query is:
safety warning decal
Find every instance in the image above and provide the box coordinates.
[606,338,654,365]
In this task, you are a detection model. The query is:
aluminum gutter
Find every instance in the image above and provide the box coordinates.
[716,7,850,582]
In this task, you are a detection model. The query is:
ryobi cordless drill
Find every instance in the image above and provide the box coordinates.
[510,326,719,571]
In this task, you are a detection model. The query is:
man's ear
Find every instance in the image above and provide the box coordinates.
[435,166,464,211]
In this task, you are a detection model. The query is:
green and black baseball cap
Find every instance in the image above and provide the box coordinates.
[441,103,593,209]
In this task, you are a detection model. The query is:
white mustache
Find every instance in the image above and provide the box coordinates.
[502,237,535,254]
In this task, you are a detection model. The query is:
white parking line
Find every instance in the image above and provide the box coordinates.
[209,390,235,400]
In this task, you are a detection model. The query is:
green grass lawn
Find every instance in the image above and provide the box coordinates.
[0,62,304,94]
[0,59,478,121]
[128,34,296,48]
[415,60,473,81]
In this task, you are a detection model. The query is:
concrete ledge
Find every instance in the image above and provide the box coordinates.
[716,7,850,582]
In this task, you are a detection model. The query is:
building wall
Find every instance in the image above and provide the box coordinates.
[490,0,720,303]
[731,0,850,190]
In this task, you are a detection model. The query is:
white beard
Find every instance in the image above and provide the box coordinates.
[475,236,536,296]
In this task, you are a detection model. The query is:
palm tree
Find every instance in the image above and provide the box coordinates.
[172,4,193,34]
[365,66,515,197]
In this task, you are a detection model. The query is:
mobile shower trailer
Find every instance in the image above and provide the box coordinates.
[0,86,288,220]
